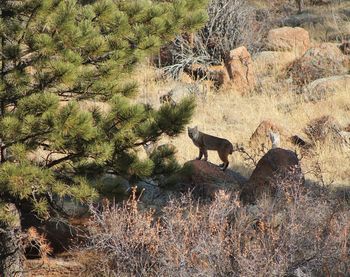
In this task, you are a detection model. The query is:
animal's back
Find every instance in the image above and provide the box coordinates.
[199,132,233,152]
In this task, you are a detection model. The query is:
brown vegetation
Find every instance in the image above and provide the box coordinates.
[304,115,343,143]
[80,184,349,276]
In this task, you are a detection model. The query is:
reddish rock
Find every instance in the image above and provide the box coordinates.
[186,160,240,185]
[266,27,310,55]
[225,46,256,94]
[288,43,349,86]
[249,120,290,149]
[167,160,244,200]
[241,148,304,203]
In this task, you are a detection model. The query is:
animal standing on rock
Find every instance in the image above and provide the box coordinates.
[188,126,234,171]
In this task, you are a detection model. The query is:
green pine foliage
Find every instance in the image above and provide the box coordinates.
[0,0,207,222]
[149,143,181,176]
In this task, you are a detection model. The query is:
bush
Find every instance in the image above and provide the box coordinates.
[80,180,350,276]
[160,0,271,78]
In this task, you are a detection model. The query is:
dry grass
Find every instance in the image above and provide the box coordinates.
[49,59,350,188]
[133,63,350,187]
[304,1,350,42]
[247,0,350,42]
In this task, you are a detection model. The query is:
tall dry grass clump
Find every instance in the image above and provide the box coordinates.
[80,180,349,277]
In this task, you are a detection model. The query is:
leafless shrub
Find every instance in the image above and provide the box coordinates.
[304,115,343,144]
[161,0,272,78]
[80,179,349,276]
[80,192,161,276]
[235,142,270,168]
[203,0,267,58]
[234,184,349,276]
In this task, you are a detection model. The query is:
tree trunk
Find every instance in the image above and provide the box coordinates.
[0,203,24,277]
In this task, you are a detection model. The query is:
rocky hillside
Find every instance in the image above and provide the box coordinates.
[24,1,350,276]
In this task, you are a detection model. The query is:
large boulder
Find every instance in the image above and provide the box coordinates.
[135,180,164,207]
[303,75,350,101]
[98,174,130,197]
[21,202,89,255]
[266,27,310,55]
[288,43,349,86]
[249,120,291,149]
[253,51,297,74]
[241,148,304,204]
[225,46,256,94]
[165,160,245,199]
[159,84,201,105]
[184,47,256,92]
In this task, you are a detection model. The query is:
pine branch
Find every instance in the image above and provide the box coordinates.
[5,130,52,149]
[133,134,162,147]
[17,5,40,46]
[2,52,41,75]
[46,153,82,168]
[83,51,114,65]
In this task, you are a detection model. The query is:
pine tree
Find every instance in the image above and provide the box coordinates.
[0,0,207,275]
